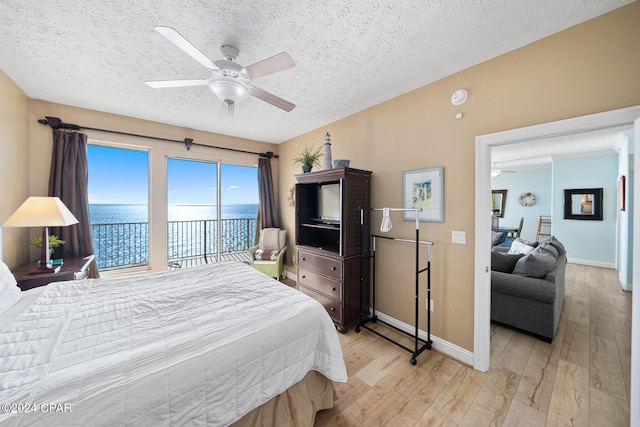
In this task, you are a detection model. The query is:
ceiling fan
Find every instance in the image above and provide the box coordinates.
[145,26,296,114]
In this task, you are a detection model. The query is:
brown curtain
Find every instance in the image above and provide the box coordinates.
[257,157,279,230]
[48,129,99,278]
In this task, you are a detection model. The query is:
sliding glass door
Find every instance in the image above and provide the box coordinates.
[167,158,258,268]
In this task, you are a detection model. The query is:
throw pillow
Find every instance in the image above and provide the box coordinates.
[0,260,21,315]
[491,231,507,246]
[513,252,557,278]
[517,238,539,248]
[508,239,536,255]
[491,251,524,273]
[544,236,566,257]
[536,241,559,258]
[255,249,280,261]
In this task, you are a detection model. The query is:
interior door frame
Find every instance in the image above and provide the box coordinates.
[474,105,640,372]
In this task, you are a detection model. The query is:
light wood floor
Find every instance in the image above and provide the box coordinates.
[305,263,632,426]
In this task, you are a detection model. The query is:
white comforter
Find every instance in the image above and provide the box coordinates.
[0,262,347,426]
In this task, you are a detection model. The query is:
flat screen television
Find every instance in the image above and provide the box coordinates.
[315,183,341,224]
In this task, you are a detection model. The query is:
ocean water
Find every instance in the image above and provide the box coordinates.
[89,204,259,269]
[89,204,259,224]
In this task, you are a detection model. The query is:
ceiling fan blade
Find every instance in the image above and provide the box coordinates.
[250,86,295,112]
[154,26,218,70]
[243,52,295,80]
[145,79,209,88]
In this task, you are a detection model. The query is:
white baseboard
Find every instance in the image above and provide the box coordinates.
[567,258,616,269]
[368,310,474,367]
[285,269,296,281]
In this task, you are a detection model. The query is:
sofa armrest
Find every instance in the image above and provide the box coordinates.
[491,271,557,304]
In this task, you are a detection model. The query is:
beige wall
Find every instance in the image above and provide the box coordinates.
[279,2,640,352]
[0,69,30,268]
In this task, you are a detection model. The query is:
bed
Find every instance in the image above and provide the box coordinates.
[0,260,347,426]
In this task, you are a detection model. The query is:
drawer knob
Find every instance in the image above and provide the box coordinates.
[331,266,336,271]
[302,257,306,261]
[332,287,336,291]
[330,307,335,311]
[302,275,306,279]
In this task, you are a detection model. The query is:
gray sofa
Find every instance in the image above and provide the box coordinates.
[490,236,567,341]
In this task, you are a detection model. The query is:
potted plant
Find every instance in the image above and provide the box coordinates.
[29,235,66,256]
[292,143,322,173]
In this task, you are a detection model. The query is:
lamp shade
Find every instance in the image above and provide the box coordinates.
[3,197,79,227]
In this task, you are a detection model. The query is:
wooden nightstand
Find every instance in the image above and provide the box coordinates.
[12,255,95,291]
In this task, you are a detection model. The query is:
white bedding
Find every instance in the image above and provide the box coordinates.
[0,261,347,426]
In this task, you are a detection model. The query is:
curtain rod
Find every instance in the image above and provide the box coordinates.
[37,116,278,159]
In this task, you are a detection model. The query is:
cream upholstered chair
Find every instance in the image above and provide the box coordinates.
[248,228,287,279]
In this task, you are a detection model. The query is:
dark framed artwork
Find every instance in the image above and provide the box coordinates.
[564,188,603,220]
[491,189,507,218]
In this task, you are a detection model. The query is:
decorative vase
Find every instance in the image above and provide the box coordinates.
[302,165,312,173]
[322,132,333,170]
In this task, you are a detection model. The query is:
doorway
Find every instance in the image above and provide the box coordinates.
[474,105,640,370]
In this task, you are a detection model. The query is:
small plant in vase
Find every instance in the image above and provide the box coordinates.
[292,143,322,173]
[29,235,65,256]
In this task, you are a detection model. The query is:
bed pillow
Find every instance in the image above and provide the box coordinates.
[491,251,524,273]
[507,239,536,255]
[0,260,21,314]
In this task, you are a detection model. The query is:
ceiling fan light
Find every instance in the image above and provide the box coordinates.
[208,79,250,106]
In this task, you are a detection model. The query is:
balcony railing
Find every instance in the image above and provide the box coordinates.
[91,218,257,270]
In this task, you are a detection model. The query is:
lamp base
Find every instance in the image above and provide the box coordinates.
[29,265,61,275]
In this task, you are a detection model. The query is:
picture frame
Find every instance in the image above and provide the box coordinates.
[563,188,603,220]
[403,167,444,222]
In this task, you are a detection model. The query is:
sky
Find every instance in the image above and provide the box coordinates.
[87,145,258,205]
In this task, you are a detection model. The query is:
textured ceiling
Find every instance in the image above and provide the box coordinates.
[0,0,630,144]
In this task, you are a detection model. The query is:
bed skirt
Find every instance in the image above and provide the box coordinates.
[231,371,336,427]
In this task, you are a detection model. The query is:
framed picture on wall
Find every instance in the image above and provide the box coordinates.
[402,167,444,222]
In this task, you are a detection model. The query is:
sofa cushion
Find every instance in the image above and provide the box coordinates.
[513,251,557,278]
[491,251,524,273]
[508,239,536,255]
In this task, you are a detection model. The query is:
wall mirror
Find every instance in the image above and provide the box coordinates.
[564,188,603,220]
[491,189,507,218]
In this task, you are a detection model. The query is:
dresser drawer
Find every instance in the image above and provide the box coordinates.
[298,267,342,301]
[297,250,342,280]
[298,285,343,324]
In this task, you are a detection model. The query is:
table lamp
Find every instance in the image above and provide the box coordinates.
[3,196,79,274]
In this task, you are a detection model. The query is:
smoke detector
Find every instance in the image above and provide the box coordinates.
[451,89,468,106]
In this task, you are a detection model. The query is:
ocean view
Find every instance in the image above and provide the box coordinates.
[89,203,259,224]
[89,204,259,269]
